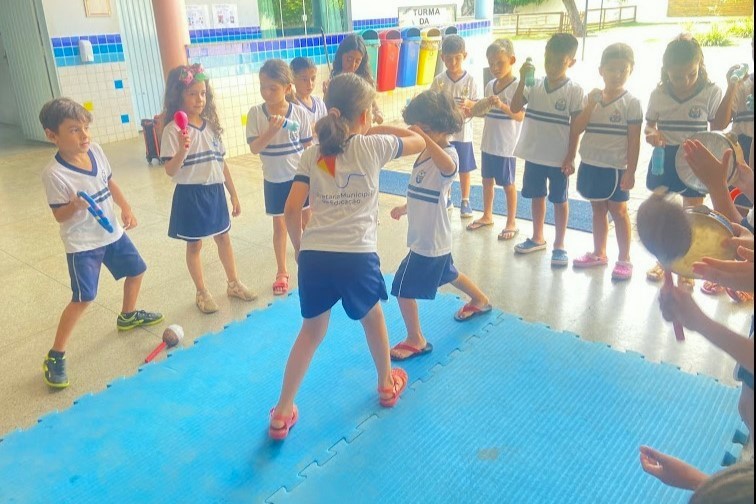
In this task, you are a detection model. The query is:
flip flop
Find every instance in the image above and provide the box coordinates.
[390,342,434,361]
[725,288,753,304]
[497,228,519,241]
[268,404,298,440]
[454,302,493,322]
[514,238,547,254]
[273,273,289,296]
[700,281,724,296]
[378,368,408,408]
[466,220,494,231]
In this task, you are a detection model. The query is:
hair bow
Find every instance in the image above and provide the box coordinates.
[179,63,207,86]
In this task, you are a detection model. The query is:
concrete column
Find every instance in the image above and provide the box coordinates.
[475,0,494,21]
[152,0,190,78]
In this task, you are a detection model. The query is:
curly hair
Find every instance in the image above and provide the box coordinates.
[163,65,223,137]
[402,90,463,136]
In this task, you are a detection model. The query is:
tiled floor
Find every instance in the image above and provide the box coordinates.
[0,122,751,436]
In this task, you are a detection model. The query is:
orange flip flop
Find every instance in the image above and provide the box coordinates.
[269,404,298,440]
[378,368,408,408]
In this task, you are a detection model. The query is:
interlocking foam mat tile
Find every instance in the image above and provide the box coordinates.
[272,313,745,504]
[0,279,491,503]
[379,170,595,232]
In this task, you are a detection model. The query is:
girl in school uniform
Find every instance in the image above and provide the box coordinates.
[268,73,425,440]
[161,63,256,314]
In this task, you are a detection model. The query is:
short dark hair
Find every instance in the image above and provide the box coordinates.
[486,38,515,60]
[442,34,465,55]
[39,97,92,132]
[290,56,316,75]
[601,42,634,67]
[403,90,463,135]
[545,33,578,58]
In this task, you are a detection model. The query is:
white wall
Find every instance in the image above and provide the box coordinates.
[352,0,466,20]
[185,0,260,26]
[0,33,21,126]
[42,0,120,36]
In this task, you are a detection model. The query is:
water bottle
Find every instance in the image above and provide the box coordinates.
[746,93,753,112]
[651,146,665,176]
[282,118,299,132]
[524,57,535,87]
[730,63,749,83]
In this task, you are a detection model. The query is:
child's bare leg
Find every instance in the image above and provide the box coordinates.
[591,201,609,258]
[450,273,489,307]
[186,240,206,291]
[554,201,569,250]
[504,184,518,231]
[608,201,631,262]
[460,171,471,201]
[271,311,331,427]
[272,216,288,276]
[301,208,311,230]
[213,232,239,282]
[391,298,426,359]
[477,178,495,223]
[122,273,144,313]
[52,301,91,352]
[531,197,546,243]
[359,302,395,400]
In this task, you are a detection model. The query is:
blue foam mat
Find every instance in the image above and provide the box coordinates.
[273,315,745,504]
[379,170,595,232]
[0,280,744,503]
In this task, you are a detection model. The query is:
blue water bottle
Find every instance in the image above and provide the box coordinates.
[282,118,300,132]
[651,146,665,176]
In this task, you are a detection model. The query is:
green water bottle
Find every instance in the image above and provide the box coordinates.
[524,57,535,87]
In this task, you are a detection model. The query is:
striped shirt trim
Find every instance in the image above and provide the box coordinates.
[94,191,112,204]
[293,174,310,184]
[300,136,313,144]
[658,125,709,132]
[261,147,305,157]
[486,111,513,120]
[407,184,441,197]
[525,111,570,126]
[407,191,439,204]
[657,120,708,126]
[90,187,110,199]
[183,154,224,167]
[585,127,627,136]
[185,150,223,160]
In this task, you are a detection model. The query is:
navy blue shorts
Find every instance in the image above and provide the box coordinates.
[391,251,459,300]
[450,141,477,173]
[66,233,147,303]
[298,251,387,320]
[169,183,230,241]
[264,179,310,216]
[577,162,629,202]
[521,161,568,204]
[481,153,516,187]
[646,144,704,199]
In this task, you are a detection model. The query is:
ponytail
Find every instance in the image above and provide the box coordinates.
[315,74,375,156]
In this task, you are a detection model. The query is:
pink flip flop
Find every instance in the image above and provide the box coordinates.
[269,404,298,440]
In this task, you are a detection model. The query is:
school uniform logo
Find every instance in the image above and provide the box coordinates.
[610,110,622,123]
[317,155,365,189]
[212,136,220,149]
[555,98,567,112]
[415,170,426,185]
[689,106,702,119]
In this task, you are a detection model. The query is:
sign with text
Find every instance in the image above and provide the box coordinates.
[398,4,457,27]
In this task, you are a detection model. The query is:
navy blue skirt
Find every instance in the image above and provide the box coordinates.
[168,183,231,241]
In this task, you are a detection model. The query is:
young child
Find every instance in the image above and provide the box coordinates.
[572,43,642,281]
[328,34,384,124]
[39,97,163,388]
[431,34,479,218]
[511,33,584,267]
[161,63,255,314]
[644,34,722,285]
[713,41,753,162]
[268,73,425,440]
[389,91,492,361]
[290,57,327,139]
[247,59,313,296]
[467,38,524,238]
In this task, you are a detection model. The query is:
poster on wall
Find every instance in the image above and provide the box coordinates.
[187,5,211,30]
[212,3,239,28]
[84,0,111,17]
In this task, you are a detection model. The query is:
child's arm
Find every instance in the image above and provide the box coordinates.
[497,99,525,121]
[660,282,754,374]
[248,115,286,154]
[366,125,426,157]
[645,120,665,147]
[639,446,708,491]
[407,126,456,176]
[390,204,407,220]
[561,117,580,176]
[510,63,531,114]
[571,89,600,135]
[108,178,137,230]
[711,66,744,131]
[284,181,309,259]
[163,129,191,177]
[622,123,642,191]
[222,161,241,217]
[51,197,89,223]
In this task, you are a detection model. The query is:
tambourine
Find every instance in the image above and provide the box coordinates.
[675,131,744,194]
[669,205,738,278]
[470,97,496,118]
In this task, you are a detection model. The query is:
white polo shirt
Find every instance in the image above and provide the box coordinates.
[481,77,522,157]
[731,75,753,139]
[579,91,644,170]
[646,82,722,146]
[161,120,226,185]
[431,71,479,143]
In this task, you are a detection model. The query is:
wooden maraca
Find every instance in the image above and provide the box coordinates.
[636,189,691,342]
[144,325,184,363]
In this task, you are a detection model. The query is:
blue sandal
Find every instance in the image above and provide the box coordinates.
[551,249,569,267]
[514,238,547,254]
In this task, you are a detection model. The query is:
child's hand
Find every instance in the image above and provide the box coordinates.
[658,281,707,332]
[620,171,635,191]
[729,222,755,255]
[682,140,730,191]
[561,158,575,176]
[178,128,191,154]
[71,195,90,211]
[587,88,602,105]
[519,60,534,80]
[725,64,748,86]
[639,446,707,491]
[734,160,754,202]
[121,207,137,230]
[390,205,407,220]
[230,195,241,217]
[644,127,665,147]
[268,115,286,132]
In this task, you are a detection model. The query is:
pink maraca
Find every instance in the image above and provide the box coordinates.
[174,110,189,134]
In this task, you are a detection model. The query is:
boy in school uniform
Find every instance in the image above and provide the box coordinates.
[39,98,163,388]
[431,34,479,218]
[511,33,584,267]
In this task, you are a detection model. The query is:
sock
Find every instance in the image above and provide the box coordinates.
[48,349,65,359]
[120,311,135,318]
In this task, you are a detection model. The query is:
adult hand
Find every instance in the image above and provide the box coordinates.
[639,446,708,491]
[682,140,730,192]
[692,224,754,293]
[658,281,707,333]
